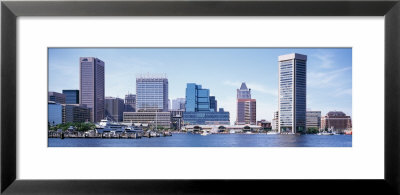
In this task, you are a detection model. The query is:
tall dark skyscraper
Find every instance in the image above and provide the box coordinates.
[236,82,256,125]
[79,57,105,122]
[278,53,307,134]
[62,89,79,104]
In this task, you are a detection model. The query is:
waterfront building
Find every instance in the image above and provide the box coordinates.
[124,94,136,112]
[136,74,168,112]
[171,98,185,111]
[62,90,79,104]
[183,111,230,125]
[185,83,213,112]
[321,111,352,133]
[48,101,62,126]
[62,104,91,123]
[183,83,230,125]
[257,119,272,129]
[306,111,321,130]
[209,96,218,112]
[105,97,125,122]
[183,124,262,133]
[48,91,66,104]
[79,57,105,123]
[123,112,171,128]
[278,53,307,134]
[170,110,184,130]
[236,82,256,125]
[272,111,279,131]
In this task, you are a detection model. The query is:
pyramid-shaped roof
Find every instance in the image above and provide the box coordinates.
[240,82,248,90]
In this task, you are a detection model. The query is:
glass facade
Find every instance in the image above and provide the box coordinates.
[209,96,217,112]
[80,57,105,123]
[278,53,307,133]
[183,111,230,125]
[185,83,212,112]
[62,90,79,104]
[183,83,229,125]
[48,102,62,125]
[136,77,168,112]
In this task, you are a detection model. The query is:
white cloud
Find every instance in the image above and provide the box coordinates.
[312,51,335,69]
[308,67,352,88]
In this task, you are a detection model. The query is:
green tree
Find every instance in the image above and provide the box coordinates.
[306,127,319,134]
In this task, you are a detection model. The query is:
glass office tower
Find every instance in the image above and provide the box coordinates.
[79,57,105,123]
[62,89,79,104]
[183,83,230,125]
[278,53,307,134]
[185,83,213,112]
[136,75,168,112]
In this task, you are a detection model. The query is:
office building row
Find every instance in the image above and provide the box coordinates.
[48,101,91,125]
[273,109,351,132]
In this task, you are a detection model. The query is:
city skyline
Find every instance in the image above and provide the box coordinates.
[49,48,352,123]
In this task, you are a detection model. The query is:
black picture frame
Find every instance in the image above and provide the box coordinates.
[1,0,399,194]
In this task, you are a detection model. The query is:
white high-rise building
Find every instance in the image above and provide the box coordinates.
[136,74,169,112]
[278,53,307,134]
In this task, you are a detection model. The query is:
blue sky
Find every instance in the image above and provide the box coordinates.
[49,48,352,123]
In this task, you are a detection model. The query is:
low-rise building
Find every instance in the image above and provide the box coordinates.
[62,104,91,123]
[123,112,171,128]
[306,111,321,130]
[321,111,352,133]
[257,119,272,129]
[183,109,230,125]
[48,91,66,104]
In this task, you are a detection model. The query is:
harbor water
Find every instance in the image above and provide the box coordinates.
[48,133,352,147]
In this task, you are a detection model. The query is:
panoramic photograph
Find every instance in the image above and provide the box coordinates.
[48,48,352,147]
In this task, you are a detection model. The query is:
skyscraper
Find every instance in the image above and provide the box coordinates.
[105,97,125,122]
[278,53,307,134]
[185,83,212,112]
[183,83,229,125]
[79,57,105,122]
[62,89,79,104]
[136,74,168,112]
[236,82,256,125]
[124,94,136,112]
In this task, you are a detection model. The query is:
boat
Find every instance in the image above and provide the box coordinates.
[267,131,279,135]
[317,131,334,136]
[201,131,210,136]
[229,130,236,134]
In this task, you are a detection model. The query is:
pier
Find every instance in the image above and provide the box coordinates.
[48,131,172,139]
